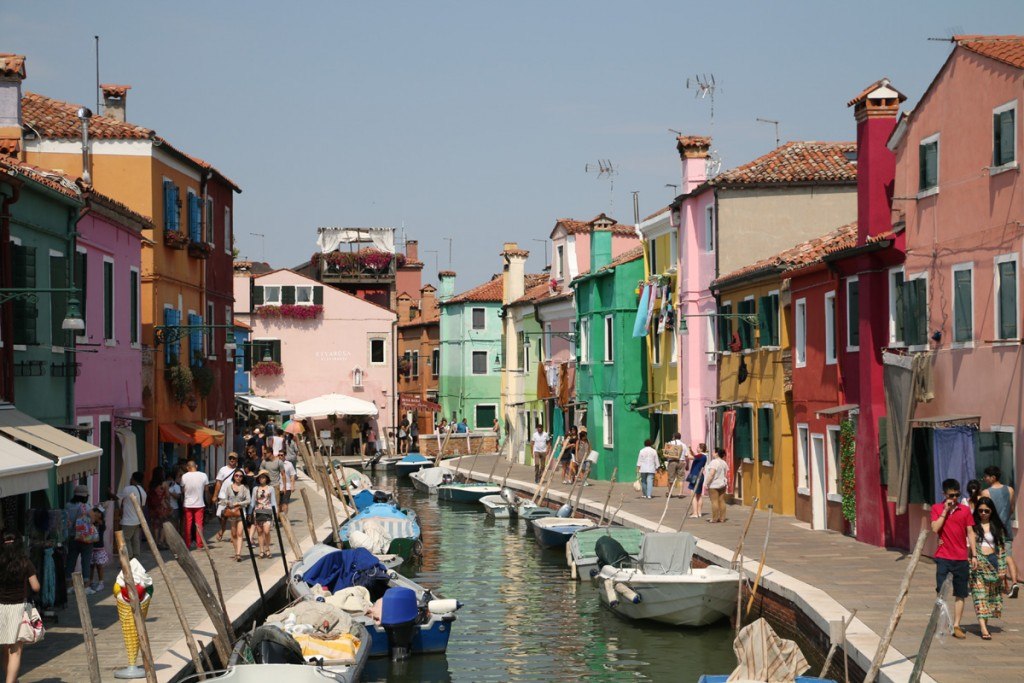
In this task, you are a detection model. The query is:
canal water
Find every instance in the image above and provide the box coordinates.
[362,473,736,682]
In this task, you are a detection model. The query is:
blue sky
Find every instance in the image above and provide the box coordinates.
[6,1,1023,290]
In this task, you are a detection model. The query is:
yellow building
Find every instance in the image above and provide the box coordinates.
[711,257,793,515]
[636,208,679,440]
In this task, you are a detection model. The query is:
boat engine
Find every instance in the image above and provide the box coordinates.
[441,473,454,485]
[500,487,518,506]
[373,490,392,504]
[248,625,305,665]
[595,536,632,570]
[380,586,420,661]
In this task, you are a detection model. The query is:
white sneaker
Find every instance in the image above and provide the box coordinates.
[85,586,97,595]
[93,582,105,592]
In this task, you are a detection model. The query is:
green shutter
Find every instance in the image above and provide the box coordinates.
[103,261,114,340]
[738,300,755,349]
[769,293,780,346]
[718,304,732,351]
[878,416,889,485]
[282,286,296,305]
[903,278,926,346]
[908,427,935,505]
[995,109,1015,167]
[998,261,1017,339]
[12,245,37,345]
[50,254,68,347]
[271,340,282,363]
[734,407,754,460]
[919,140,938,191]
[130,270,139,344]
[847,280,859,348]
[312,286,323,305]
[893,272,905,343]
[757,407,773,463]
[953,269,972,342]
[100,420,112,499]
[252,286,264,306]
[757,296,769,348]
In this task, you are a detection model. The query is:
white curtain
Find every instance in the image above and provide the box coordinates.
[114,427,136,493]
[317,227,396,254]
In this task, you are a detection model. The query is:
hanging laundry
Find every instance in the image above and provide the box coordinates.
[722,409,737,495]
[738,356,749,384]
[632,284,651,338]
[644,284,658,332]
[932,427,977,504]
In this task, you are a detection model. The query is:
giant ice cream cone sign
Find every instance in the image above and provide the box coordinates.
[113,558,154,680]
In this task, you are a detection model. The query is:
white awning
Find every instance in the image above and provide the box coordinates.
[0,404,101,483]
[316,227,395,254]
[294,393,378,419]
[236,395,296,416]
[0,437,52,497]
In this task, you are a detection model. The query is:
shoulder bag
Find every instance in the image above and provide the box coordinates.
[18,605,44,644]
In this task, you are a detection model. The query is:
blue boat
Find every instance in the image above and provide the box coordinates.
[395,453,432,477]
[437,481,501,504]
[530,516,597,549]
[339,503,422,560]
[289,544,461,658]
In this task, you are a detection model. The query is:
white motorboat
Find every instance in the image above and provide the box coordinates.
[480,494,512,518]
[596,532,738,627]
[409,466,454,494]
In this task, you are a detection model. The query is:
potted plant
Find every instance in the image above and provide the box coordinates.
[252,360,283,376]
[166,364,193,404]
[164,230,189,250]
[188,241,213,259]
[192,363,215,397]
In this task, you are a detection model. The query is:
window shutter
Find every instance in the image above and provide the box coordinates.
[243,339,252,371]
[172,185,180,231]
[995,110,1015,166]
[252,286,264,306]
[903,279,919,345]
[12,245,38,345]
[312,286,323,305]
[163,181,172,231]
[130,270,139,344]
[953,270,972,342]
[103,261,114,340]
[757,408,773,463]
[847,281,859,347]
[739,300,755,349]
[271,340,282,363]
[187,313,202,364]
[769,293,780,346]
[206,198,214,243]
[718,304,732,351]
[919,141,938,190]
[49,255,68,347]
[282,286,296,305]
[756,296,769,347]
[878,416,889,484]
[998,261,1017,339]
[734,408,753,460]
[163,309,175,365]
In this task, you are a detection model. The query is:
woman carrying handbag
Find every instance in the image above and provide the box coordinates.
[221,469,252,562]
[0,533,42,683]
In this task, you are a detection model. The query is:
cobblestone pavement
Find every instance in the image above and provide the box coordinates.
[22,477,336,683]
[453,454,1015,683]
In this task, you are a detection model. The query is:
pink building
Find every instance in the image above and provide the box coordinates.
[234,269,397,430]
[889,36,1024,558]
[75,189,149,499]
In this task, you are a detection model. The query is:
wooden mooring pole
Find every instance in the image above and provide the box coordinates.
[71,572,102,683]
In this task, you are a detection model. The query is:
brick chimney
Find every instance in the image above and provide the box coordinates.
[101,84,131,123]
[676,135,711,193]
[420,284,437,320]
[0,54,26,157]
[438,271,457,301]
[590,216,614,272]
[405,239,419,262]
[848,79,904,243]
[501,242,529,304]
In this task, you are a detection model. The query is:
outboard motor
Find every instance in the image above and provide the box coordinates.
[380,586,420,661]
[556,504,572,518]
[500,487,518,506]
[249,625,305,665]
[373,490,391,504]
[595,536,632,570]
[441,473,454,485]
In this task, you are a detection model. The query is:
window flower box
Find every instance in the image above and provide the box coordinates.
[188,241,213,259]
[256,304,324,320]
[310,250,407,275]
[253,360,284,376]
[164,230,189,250]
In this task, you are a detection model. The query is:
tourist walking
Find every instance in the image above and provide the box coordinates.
[279,452,295,516]
[181,460,210,550]
[221,470,251,562]
[705,448,729,523]
[87,507,108,593]
[687,444,709,518]
[969,496,1008,639]
[636,439,659,499]
[964,479,983,511]
[213,453,240,542]
[931,478,972,638]
[63,484,91,583]
[146,468,171,549]
[117,472,147,559]
[531,423,550,483]
[0,533,41,683]
[165,469,182,533]
[261,448,284,504]
[983,465,1020,596]
[561,427,578,484]
[664,432,690,496]
[250,471,278,559]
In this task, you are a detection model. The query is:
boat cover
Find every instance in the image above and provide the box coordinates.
[727,618,810,682]
[411,467,453,488]
[353,490,375,511]
[302,548,388,593]
[399,453,429,464]
[638,532,697,576]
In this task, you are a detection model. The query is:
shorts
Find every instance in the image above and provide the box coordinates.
[91,548,110,566]
[254,511,274,524]
[935,557,970,598]
[279,490,292,504]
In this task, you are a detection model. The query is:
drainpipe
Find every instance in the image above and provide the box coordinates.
[0,178,22,403]
[66,202,86,425]
[199,170,210,430]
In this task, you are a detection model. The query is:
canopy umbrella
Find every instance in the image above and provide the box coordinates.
[282,420,304,435]
[293,393,378,419]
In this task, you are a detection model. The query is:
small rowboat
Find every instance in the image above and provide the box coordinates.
[437,481,501,504]
[409,466,453,494]
[395,453,432,477]
[530,516,597,549]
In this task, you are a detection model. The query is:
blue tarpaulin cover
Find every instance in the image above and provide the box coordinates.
[302,547,387,593]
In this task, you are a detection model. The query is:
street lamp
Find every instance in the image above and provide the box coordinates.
[224,328,236,351]
[61,297,85,331]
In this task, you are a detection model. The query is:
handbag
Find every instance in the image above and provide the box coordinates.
[17,605,44,644]
[223,506,241,519]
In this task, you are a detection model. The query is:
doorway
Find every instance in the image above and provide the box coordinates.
[810,434,827,530]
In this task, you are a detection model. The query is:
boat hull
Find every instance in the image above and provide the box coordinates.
[479,494,513,518]
[531,517,597,549]
[596,565,739,626]
[437,483,501,504]
[396,461,432,477]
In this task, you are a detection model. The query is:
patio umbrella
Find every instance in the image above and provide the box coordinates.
[282,420,304,435]
[294,393,378,419]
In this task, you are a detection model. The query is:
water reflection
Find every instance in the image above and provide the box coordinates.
[363,473,736,682]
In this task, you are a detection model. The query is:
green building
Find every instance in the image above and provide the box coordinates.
[437,271,504,430]
[572,239,649,480]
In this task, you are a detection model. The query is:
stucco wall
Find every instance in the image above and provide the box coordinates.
[439,300,502,428]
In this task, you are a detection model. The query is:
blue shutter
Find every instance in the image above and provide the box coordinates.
[164,308,181,365]
[189,313,203,364]
[172,185,180,231]
[163,181,173,231]
[189,194,202,243]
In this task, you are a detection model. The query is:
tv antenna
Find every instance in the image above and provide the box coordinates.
[756,118,780,148]
[585,159,618,213]
[686,73,720,126]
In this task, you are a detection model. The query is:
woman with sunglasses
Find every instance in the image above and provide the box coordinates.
[969,496,1009,639]
[221,470,252,562]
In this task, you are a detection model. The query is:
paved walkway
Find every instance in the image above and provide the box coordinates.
[22,476,340,683]
[452,454,1014,683]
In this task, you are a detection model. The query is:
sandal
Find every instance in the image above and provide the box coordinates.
[215,532,224,542]
[981,632,992,640]
[235,555,242,562]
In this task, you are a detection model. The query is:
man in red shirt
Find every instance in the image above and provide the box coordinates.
[930,478,973,639]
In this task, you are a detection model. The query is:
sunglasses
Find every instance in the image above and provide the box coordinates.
[946,492,960,498]
[978,509,992,515]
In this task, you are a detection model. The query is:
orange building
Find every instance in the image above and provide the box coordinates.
[22,86,240,475]
[397,283,441,436]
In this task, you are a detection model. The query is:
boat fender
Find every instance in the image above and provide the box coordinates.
[427,598,461,615]
[603,579,619,607]
[556,504,572,518]
[570,561,577,580]
[614,582,641,604]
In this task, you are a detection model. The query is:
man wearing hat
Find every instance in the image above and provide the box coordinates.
[117,472,147,559]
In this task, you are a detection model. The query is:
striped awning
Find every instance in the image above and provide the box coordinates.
[0,404,101,484]
[0,436,52,497]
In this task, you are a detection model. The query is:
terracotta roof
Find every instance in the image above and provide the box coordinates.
[554,213,636,236]
[713,222,858,288]
[398,310,440,328]
[100,84,131,99]
[234,319,252,331]
[0,54,26,79]
[511,281,553,305]
[22,92,240,191]
[0,155,81,200]
[83,185,153,229]
[712,141,857,186]
[641,205,672,223]
[445,273,546,305]
[604,244,645,270]
[502,247,530,258]
[954,35,1024,70]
